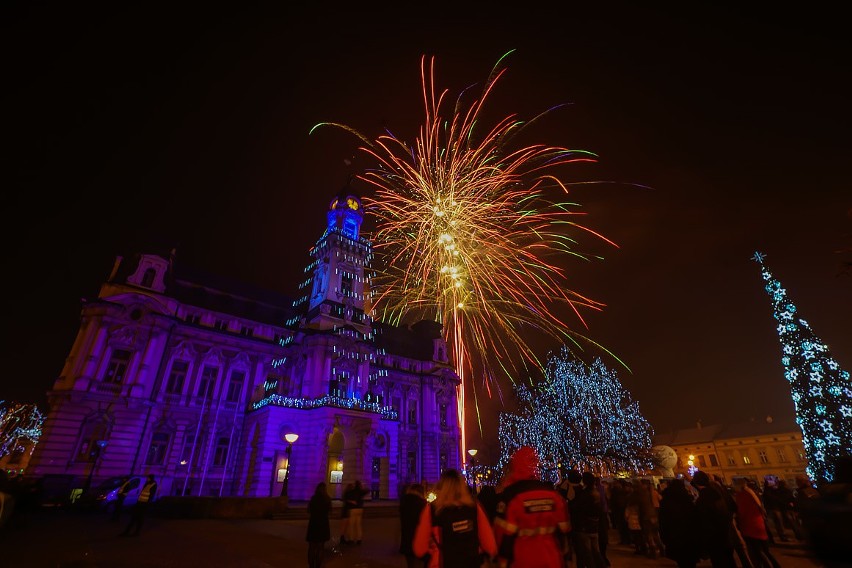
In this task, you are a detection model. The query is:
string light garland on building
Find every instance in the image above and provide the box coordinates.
[498,349,653,479]
[752,251,852,483]
[253,394,398,420]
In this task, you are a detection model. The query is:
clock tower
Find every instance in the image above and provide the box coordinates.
[298,181,371,334]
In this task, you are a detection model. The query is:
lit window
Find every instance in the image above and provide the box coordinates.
[743,454,752,465]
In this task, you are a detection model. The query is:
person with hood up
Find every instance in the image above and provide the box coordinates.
[493,446,571,568]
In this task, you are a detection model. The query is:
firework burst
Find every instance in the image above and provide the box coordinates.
[312,50,623,439]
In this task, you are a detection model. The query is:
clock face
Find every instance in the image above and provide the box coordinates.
[346,197,359,210]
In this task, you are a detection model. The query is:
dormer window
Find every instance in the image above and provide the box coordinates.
[141,268,156,288]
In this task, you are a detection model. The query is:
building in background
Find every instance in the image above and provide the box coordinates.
[26,185,462,501]
[653,416,808,485]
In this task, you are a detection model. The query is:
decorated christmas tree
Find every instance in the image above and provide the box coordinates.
[498,348,654,479]
[0,400,44,458]
[753,251,852,483]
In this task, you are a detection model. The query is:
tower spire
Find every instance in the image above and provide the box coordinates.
[753,251,852,483]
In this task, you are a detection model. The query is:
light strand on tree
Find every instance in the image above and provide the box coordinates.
[0,401,45,457]
[498,348,654,480]
[752,251,852,483]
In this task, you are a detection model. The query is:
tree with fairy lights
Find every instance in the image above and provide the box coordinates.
[0,401,44,458]
[752,251,852,484]
[498,349,654,480]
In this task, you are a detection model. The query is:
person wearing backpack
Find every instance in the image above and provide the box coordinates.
[493,446,571,568]
[413,469,497,568]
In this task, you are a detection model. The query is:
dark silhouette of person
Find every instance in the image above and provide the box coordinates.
[120,475,157,537]
[306,482,332,568]
[659,478,701,568]
[399,483,427,568]
[691,471,736,568]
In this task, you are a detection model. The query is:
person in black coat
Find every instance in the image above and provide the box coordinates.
[399,483,427,568]
[306,482,332,568]
[659,479,701,568]
[691,471,736,568]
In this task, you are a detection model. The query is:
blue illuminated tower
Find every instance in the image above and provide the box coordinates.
[752,251,852,483]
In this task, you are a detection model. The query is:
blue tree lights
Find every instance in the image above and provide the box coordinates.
[498,349,654,479]
[0,401,44,459]
[753,251,851,483]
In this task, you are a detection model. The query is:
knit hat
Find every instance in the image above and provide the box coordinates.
[507,446,539,483]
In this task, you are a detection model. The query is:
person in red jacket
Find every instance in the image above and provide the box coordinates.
[733,477,780,568]
[413,469,497,568]
[493,446,571,568]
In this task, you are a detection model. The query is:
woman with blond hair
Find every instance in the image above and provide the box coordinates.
[413,469,497,568]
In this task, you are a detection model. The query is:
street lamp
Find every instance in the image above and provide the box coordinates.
[467,448,478,488]
[280,433,299,498]
[83,439,108,493]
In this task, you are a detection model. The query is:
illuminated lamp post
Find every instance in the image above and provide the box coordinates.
[280,433,299,498]
[467,448,478,488]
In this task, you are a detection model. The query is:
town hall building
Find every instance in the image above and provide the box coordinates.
[27,186,463,501]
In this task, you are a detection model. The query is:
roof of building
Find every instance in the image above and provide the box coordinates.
[111,250,444,362]
[652,415,800,447]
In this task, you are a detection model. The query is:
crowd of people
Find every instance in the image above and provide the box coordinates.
[303,450,848,568]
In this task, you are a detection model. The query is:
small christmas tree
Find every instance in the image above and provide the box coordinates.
[498,348,654,479]
[753,251,852,483]
[0,400,44,458]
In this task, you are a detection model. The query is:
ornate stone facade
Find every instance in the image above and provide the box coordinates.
[27,186,462,501]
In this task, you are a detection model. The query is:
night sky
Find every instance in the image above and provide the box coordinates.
[5,4,850,455]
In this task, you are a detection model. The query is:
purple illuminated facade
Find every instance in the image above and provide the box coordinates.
[27,186,462,500]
